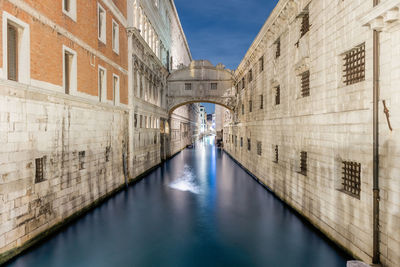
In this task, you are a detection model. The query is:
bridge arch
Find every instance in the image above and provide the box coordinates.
[167,60,236,114]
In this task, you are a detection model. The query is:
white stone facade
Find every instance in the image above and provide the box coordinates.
[223,0,400,266]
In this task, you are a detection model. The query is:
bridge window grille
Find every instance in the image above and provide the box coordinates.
[79,151,85,170]
[299,151,307,176]
[35,157,45,183]
[185,83,192,90]
[249,100,252,112]
[341,161,361,198]
[300,11,310,38]
[240,137,243,147]
[105,146,111,162]
[259,56,264,72]
[275,38,281,58]
[275,86,280,105]
[343,44,365,86]
[274,145,279,163]
[257,141,262,156]
[301,71,310,97]
[211,83,217,90]
[260,95,263,109]
[247,138,251,151]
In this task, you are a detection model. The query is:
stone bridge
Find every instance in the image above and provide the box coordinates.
[167,60,236,114]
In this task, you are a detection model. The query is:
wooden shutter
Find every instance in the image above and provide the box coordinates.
[7,24,18,81]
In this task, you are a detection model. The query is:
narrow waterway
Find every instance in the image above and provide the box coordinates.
[7,137,351,267]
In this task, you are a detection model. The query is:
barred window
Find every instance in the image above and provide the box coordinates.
[247,138,251,151]
[242,104,244,115]
[341,161,361,198]
[274,145,279,163]
[79,151,86,170]
[275,85,280,105]
[134,114,138,128]
[185,83,192,90]
[211,83,217,90]
[343,43,365,86]
[105,146,111,162]
[240,137,243,147]
[299,151,307,175]
[7,24,18,81]
[275,38,281,58]
[259,56,264,72]
[260,95,264,109]
[301,71,310,97]
[257,141,262,156]
[249,100,252,112]
[242,77,245,89]
[248,69,253,83]
[35,157,45,183]
[300,11,310,38]
[235,136,237,147]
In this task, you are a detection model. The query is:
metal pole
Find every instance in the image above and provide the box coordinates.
[372,0,380,264]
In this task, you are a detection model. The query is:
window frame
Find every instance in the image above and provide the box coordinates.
[63,45,77,95]
[112,73,120,106]
[112,19,119,54]
[98,65,107,102]
[97,3,106,44]
[62,0,77,22]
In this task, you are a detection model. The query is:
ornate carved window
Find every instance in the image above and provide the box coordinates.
[341,161,361,198]
[343,43,365,86]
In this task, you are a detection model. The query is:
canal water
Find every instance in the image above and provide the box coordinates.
[6,137,351,267]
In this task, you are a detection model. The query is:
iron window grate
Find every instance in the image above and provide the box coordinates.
[249,100,252,112]
[341,161,361,198]
[79,151,85,170]
[259,56,264,72]
[300,151,307,175]
[240,137,243,147]
[185,83,192,90]
[275,86,280,105]
[260,95,264,109]
[274,145,279,163]
[248,69,253,83]
[105,146,111,162]
[257,142,262,156]
[242,104,244,115]
[301,71,310,97]
[247,138,251,151]
[35,157,45,183]
[343,44,365,86]
[276,39,281,58]
[300,12,310,37]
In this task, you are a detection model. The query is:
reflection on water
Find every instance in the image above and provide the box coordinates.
[169,165,200,194]
[6,136,351,267]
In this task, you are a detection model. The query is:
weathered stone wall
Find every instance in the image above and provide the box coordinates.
[223,0,400,266]
[0,82,129,257]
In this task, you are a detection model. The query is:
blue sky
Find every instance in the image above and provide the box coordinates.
[174,0,278,114]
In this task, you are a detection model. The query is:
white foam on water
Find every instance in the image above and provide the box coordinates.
[169,165,200,194]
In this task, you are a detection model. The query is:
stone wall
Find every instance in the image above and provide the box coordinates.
[0,82,129,258]
[223,0,400,266]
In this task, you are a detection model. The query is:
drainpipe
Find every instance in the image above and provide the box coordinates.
[372,0,380,264]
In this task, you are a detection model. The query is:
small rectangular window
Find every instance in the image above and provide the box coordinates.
[64,51,73,94]
[242,104,244,115]
[341,161,361,198]
[134,114,138,128]
[235,136,237,147]
[35,157,45,183]
[7,24,18,81]
[185,83,192,90]
[64,0,70,12]
[259,56,264,72]
[242,77,245,89]
[140,115,143,128]
[300,151,307,175]
[98,67,106,102]
[248,69,253,83]
[275,85,280,105]
[249,100,252,112]
[98,4,106,43]
[301,71,310,97]
[300,11,310,38]
[247,138,251,151]
[211,83,217,90]
[257,141,262,156]
[112,20,119,54]
[343,43,365,86]
[274,145,279,163]
[63,0,76,21]
[113,74,120,105]
[154,134,157,144]
[260,95,263,109]
[105,146,111,162]
[240,137,243,147]
[79,151,85,170]
[276,38,281,58]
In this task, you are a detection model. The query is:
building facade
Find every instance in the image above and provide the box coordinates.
[0,0,199,263]
[223,0,400,266]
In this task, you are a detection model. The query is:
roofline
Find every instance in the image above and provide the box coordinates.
[169,0,192,61]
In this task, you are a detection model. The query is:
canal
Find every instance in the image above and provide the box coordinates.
[6,137,351,267]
